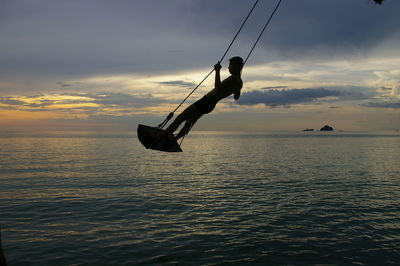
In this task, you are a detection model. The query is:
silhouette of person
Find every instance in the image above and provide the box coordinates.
[165,56,244,140]
[0,228,7,266]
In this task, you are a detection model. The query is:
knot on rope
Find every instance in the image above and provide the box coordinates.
[158,112,174,129]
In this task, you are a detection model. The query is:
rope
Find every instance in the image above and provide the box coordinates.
[158,0,260,128]
[219,0,261,65]
[244,0,283,65]
[159,0,284,142]
[178,122,193,146]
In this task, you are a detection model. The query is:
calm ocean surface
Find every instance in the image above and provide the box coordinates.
[1,131,399,265]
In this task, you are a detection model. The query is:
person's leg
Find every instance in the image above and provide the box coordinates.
[175,113,203,140]
[165,104,201,135]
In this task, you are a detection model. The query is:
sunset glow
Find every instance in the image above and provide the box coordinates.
[1,0,399,132]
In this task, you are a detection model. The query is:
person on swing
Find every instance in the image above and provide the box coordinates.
[165,56,244,140]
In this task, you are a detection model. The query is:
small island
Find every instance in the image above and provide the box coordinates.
[320,125,334,131]
[302,128,314,131]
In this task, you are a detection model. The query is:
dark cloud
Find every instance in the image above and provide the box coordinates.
[1,0,399,77]
[0,97,26,106]
[156,80,197,88]
[56,81,81,88]
[261,86,288,90]
[56,82,72,88]
[248,0,400,62]
[237,88,365,108]
[362,101,400,109]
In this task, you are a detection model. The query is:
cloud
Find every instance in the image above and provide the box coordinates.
[237,88,365,108]
[0,97,26,106]
[56,81,81,88]
[0,92,170,115]
[156,80,197,88]
[89,92,168,108]
[261,86,288,90]
[27,100,56,108]
[254,0,400,61]
[1,0,399,78]
[362,101,400,109]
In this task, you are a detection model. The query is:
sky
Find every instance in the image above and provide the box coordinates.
[1,0,399,132]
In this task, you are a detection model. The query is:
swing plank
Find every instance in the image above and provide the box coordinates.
[137,124,182,152]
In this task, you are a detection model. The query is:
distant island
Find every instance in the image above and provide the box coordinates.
[302,128,314,131]
[320,125,334,131]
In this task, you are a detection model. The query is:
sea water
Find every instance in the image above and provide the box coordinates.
[0,131,399,265]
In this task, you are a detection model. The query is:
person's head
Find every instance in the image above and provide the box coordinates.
[228,56,244,76]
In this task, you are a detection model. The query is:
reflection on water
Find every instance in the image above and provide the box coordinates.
[0,131,399,265]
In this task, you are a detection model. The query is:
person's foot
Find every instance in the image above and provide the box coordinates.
[168,134,177,141]
[163,130,175,141]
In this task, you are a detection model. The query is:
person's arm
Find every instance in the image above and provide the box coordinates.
[234,87,241,100]
[233,78,243,100]
[214,62,222,90]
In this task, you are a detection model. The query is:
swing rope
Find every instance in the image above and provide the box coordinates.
[244,0,282,65]
[159,0,283,130]
[177,0,283,145]
[158,0,261,129]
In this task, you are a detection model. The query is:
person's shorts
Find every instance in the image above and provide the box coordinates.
[194,96,216,114]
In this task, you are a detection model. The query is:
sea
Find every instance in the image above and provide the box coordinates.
[0,131,399,265]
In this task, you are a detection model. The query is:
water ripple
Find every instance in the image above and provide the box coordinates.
[1,132,399,265]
